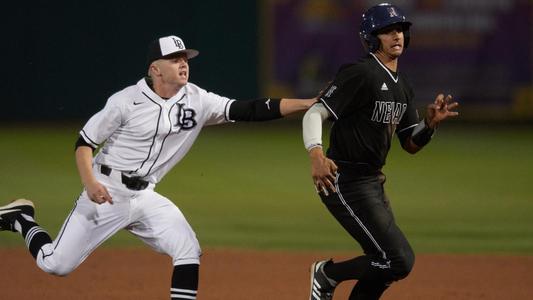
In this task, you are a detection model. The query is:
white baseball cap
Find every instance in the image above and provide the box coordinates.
[146,35,199,65]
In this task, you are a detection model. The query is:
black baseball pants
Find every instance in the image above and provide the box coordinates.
[319,164,415,300]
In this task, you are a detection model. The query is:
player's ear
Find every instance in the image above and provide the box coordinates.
[148,62,161,77]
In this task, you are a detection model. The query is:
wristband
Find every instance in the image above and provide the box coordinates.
[411,119,435,147]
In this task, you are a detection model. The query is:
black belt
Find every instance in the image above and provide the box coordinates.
[100,165,149,191]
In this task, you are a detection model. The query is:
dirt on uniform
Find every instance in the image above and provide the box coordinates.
[1,248,531,299]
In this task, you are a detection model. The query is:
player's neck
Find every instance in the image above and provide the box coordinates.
[153,82,184,99]
[374,51,399,72]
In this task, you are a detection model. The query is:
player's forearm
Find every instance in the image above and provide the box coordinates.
[401,118,435,154]
[75,146,97,187]
[279,98,317,116]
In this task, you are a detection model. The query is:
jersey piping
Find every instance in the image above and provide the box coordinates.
[319,97,339,120]
[80,129,99,148]
[224,99,236,122]
[135,92,163,175]
[335,172,389,261]
[369,53,399,83]
[144,102,180,177]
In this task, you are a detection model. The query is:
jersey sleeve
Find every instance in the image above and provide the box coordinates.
[201,90,235,126]
[79,96,123,148]
[319,65,366,120]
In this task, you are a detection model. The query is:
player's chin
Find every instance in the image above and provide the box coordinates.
[390,49,403,58]
[389,45,403,56]
[177,77,189,85]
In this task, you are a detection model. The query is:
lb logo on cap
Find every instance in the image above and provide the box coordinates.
[147,35,199,65]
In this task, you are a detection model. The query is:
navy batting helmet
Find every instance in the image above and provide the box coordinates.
[359,3,412,52]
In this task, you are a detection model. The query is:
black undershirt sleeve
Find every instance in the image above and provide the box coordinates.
[75,135,96,152]
[228,98,282,121]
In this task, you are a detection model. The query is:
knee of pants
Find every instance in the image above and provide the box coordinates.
[37,250,78,277]
[389,249,415,281]
[169,237,202,266]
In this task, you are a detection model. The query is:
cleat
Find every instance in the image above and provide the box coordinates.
[309,260,337,300]
[0,199,34,232]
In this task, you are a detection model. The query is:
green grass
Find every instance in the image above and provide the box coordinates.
[0,121,532,254]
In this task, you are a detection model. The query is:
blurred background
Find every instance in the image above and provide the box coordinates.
[2,0,531,121]
[1,0,532,254]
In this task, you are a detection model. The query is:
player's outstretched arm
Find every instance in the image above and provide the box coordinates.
[402,94,459,153]
[229,97,316,122]
[279,98,317,116]
[75,144,113,205]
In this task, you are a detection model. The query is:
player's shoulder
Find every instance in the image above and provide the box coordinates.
[185,82,228,101]
[183,82,206,96]
[335,56,373,81]
[106,83,139,107]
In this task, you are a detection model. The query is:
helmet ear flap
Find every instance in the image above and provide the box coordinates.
[403,29,411,48]
[368,35,380,52]
[359,32,380,53]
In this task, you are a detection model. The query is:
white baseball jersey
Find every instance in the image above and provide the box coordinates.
[80,78,235,184]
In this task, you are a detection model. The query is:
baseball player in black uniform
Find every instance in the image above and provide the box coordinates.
[0,35,316,300]
[303,3,459,300]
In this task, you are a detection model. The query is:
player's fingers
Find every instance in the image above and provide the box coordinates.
[444,94,453,104]
[92,195,104,204]
[447,102,459,110]
[323,177,337,193]
[313,183,320,194]
[321,185,330,196]
[102,188,113,204]
[427,103,438,110]
[434,94,444,104]
[314,180,326,195]
[315,178,334,195]
[329,160,338,174]
[88,191,102,204]
[447,111,459,117]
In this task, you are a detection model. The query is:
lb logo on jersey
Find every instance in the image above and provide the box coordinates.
[371,101,407,125]
[175,104,197,130]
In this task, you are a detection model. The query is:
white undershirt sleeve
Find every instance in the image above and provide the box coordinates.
[302,103,331,151]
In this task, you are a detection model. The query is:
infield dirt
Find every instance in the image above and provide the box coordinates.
[1,248,531,299]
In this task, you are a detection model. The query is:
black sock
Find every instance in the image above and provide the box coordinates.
[16,214,52,259]
[324,256,371,282]
[349,279,390,300]
[170,264,199,300]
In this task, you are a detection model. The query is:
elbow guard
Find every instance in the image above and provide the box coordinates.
[228,98,282,121]
[411,119,435,147]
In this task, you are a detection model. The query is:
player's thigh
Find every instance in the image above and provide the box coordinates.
[38,190,130,275]
[127,191,201,265]
[322,174,400,253]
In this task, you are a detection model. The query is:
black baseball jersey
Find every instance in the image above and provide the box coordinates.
[319,53,419,169]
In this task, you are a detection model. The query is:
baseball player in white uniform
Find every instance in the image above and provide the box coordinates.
[0,35,316,299]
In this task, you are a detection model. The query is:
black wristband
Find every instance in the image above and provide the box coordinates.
[411,119,435,147]
[228,98,282,121]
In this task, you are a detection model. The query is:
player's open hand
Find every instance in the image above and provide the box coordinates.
[86,181,113,205]
[309,148,338,196]
[425,94,459,128]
